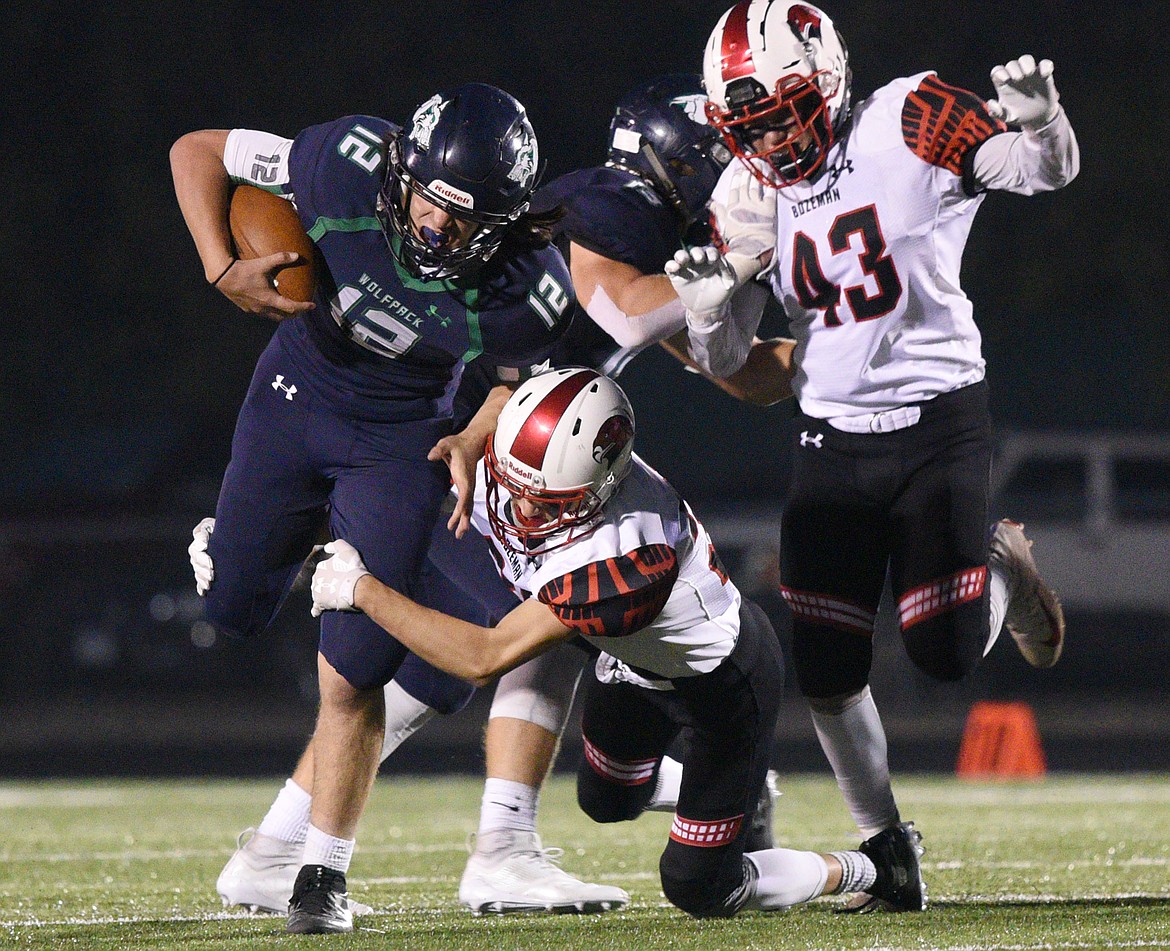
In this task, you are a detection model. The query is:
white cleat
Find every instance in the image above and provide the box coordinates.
[458,830,629,915]
[989,519,1065,668]
[217,828,374,916]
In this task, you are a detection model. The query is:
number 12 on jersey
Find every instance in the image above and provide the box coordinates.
[792,204,903,327]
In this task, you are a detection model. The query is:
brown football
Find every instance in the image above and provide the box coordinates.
[228,185,318,302]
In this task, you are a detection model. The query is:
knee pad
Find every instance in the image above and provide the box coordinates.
[902,610,984,682]
[659,850,743,919]
[792,624,872,699]
[394,652,475,715]
[576,755,654,824]
[200,597,253,641]
[489,646,584,733]
[805,685,870,716]
[318,611,409,690]
[202,577,284,641]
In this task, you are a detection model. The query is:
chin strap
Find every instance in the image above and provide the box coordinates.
[638,143,686,219]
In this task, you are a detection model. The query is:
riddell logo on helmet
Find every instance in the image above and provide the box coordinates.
[504,456,544,488]
[592,415,633,468]
[428,179,474,210]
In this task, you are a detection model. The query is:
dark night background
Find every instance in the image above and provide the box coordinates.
[0,2,1167,775]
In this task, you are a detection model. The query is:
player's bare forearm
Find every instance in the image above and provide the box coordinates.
[429,383,514,535]
[572,244,678,315]
[352,577,571,687]
[660,331,795,406]
[460,383,513,453]
[170,130,235,283]
[728,336,796,405]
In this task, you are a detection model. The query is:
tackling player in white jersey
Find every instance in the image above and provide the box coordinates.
[666,0,1079,911]
[310,367,927,919]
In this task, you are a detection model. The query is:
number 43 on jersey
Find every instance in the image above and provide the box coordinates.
[792,204,903,327]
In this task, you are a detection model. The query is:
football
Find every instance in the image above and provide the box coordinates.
[228,185,318,302]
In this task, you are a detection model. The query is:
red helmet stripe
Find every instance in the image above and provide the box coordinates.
[508,371,596,470]
[720,0,756,83]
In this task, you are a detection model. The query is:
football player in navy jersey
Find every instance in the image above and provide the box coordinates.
[667,0,1078,912]
[187,76,797,922]
[310,368,926,921]
[171,83,572,934]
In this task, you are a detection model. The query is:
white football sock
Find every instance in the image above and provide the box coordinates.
[256,778,312,845]
[477,778,539,837]
[984,560,1010,656]
[828,849,878,893]
[743,848,829,910]
[302,824,354,874]
[645,756,684,812]
[380,680,438,762]
[808,687,899,838]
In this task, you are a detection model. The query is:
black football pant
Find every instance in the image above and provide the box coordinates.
[575,599,783,918]
[781,381,994,697]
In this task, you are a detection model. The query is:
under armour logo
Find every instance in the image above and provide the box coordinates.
[800,430,824,448]
[272,375,297,400]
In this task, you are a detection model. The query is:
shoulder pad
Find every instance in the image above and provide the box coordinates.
[901,75,1006,175]
[537,544,678,637]
[477,244,574,365]
[289,116,396,221]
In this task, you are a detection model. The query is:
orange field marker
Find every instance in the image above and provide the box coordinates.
[956,701,1047,778]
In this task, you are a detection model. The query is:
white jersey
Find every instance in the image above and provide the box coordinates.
[717,72,1013,420]
[471,454,741,680]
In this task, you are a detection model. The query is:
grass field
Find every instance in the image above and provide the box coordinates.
[1,774,1169,949]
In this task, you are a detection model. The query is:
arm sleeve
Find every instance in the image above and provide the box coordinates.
[685,278,770,378]
[223,129,293,192]
[537,544,679,638]
[969,107,1080,195]
[584,286,687,349]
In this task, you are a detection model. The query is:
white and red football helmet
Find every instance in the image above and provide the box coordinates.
[485,368,635,553]
[703,1,852,187]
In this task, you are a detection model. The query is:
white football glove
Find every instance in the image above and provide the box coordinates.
[310,539,370,618]
[188,517,215,596]
[665,246,739,328]
[711,160,777,264]
[986,55,1061,129]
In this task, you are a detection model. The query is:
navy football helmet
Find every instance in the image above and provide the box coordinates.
[606,74,733,224]
[380,83,540,279]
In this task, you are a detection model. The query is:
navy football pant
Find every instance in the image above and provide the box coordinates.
[576,599,783,918]
[204,335,452,690]
[781,381,994,697]
[398,516,523,714]
[421,505,523,625]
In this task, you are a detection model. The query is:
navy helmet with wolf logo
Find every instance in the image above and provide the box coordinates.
[380,83,540,278]
[606,74,733,225]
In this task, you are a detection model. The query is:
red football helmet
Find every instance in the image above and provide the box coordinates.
[485,368,635,553]
[703,1,852,187]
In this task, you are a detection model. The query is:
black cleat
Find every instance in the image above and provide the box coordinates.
[742,770,780,853]
[286,864,354,934]
[858,821,927,912]
[835,891,898,914]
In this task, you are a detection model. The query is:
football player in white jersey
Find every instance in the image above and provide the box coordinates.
[665,1,1079,912]
[310,367,927,919]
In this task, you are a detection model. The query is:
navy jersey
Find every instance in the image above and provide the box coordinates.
[275,116,572,422]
